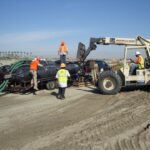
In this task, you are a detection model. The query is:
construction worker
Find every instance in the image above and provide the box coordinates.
[58,41,68,64]
[130,51,144,75]
[90,60,99,86]
[56,63,70,100]
[30,57,43,93]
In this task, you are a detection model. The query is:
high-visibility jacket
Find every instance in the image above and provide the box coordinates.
[59,44,68,54]
[135,55,144,69]
[57,69,68,83]
[30,60,40,71]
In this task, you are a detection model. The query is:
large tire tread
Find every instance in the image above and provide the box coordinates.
[98,71,122,95]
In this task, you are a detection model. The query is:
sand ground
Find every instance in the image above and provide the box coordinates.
[0,86,150,150]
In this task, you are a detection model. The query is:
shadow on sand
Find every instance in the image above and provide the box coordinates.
[76,85,150,95]
[51,91,58,98]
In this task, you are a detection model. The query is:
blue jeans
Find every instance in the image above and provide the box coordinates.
[60,54,66,64]
[129,64,138,75]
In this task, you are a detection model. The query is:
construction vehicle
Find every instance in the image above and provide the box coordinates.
[77,36,150,94]
[0,60,80,93]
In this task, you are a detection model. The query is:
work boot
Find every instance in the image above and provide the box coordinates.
[33,92,36,95]
[34,87,39,91]
[33,89,37,95]
[57,95,62,99]
[62,96,65,100]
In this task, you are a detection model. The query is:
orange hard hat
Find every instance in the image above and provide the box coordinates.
[60,63,66,68]
[61,41,65,46]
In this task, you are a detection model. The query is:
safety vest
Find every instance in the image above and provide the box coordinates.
[57,69,68,83]
[59,44,68,54]
[30,60,40,71]
[136,55,144,69]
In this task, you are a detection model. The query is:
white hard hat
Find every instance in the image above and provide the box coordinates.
[32,57,37,61]
[135,51,140,55]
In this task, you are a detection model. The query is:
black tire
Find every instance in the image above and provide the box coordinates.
[98,71,122,95]
[46,81,56,90]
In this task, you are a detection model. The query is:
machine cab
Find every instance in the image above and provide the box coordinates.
[121,46,150,86]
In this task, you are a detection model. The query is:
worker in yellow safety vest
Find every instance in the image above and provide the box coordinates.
[56,63,70,99]
[130,51,144,75]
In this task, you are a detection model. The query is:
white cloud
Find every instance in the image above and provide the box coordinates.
[0,30,78,44]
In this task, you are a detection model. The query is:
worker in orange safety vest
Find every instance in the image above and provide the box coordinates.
[30,57,43,93]
[58,41,68,64]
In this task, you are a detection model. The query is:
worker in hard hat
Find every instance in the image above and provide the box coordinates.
[30,57,43,93]
[129,51,144,75]
[58,41,68,64]
[56,63,70,99]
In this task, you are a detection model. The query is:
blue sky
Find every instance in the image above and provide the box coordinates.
[0,0,150,58]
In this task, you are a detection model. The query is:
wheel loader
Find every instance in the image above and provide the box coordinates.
[77,36,150,94]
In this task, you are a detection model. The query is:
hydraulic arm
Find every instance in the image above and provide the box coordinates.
[77,36,150,62]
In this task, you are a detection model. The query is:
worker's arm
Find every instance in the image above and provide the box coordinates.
[58,46,62,55]
[38,64,43,67]
[58,49,60,55]
[66,70,70,77]
[130,58,135,63]
[55,70,59,79]
[65,45,68,54]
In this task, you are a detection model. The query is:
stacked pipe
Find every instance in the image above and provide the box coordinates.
[0,60,28,92]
